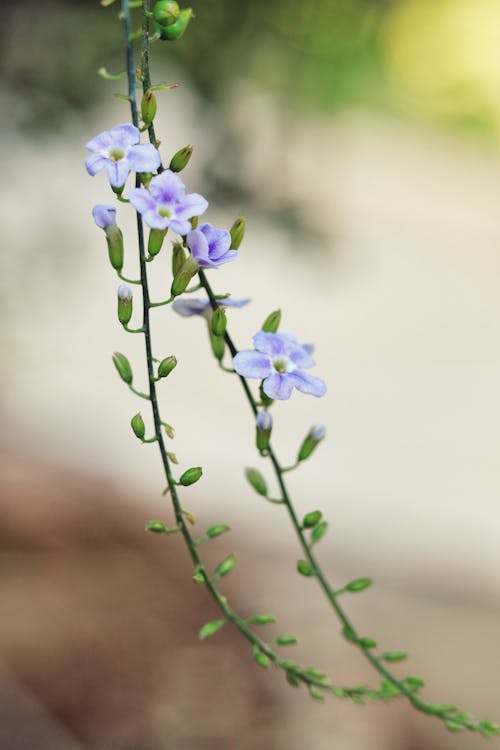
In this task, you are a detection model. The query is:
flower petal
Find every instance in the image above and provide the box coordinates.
[175,192,209,220]
[85,130,114,153]
[172,298,210,317]
[149,170,186,203]
[128,188,156,215]
[289,347,315,370]
[92,204,116,229]
[105,159,130,187]
[211,249,238,265]
[109,123,140,148]
[288,371,327,398]
[222,297,251,308]
[127,144,161,173]
[168,218,192,235]
[262,372,294,400]
[253,331,286,356]
[233,351,272,379]
[85,153,108,176]
[187,229,211,265]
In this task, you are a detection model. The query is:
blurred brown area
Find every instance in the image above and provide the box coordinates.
[0,451,287,750]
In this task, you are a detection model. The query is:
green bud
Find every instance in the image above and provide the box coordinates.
[259,382,274,408]
[262,309,281,333]
[255,411,272,452]
[148,228,167,257]
[131,412,146,440]
[117,284,133,325]
[297,559,314,577]
[302,510,322,528]
[286,671,301,687]
[342,625,358,643]
[229,216,246,250]
[169,145,193,173]
[141,89,157,125]
[157,7,193,41]
[112,352,133,384]
[171,254,199,296]
[208,328,225,361]
[158,355,177,378]
[275,635,298,646]
[246,614,276,625]
[297,424,326,462]
[359,637,377,649]
[145,520,167,533]
[214,553,236,579]
[153,0,180,26]
[345,577,372,593]
[381,651,407,663]
[193,569,205,584]
[210,307,227,336]
[245,467,267,496]
[253,649,270,669]
[171,242,186,277]
[311,521,328,543]
[105,225,124,271]
[206,523,230,539]
[179,466,203,486]
[199,618,226,640]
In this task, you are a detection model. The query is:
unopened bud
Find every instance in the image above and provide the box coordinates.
[298,424,326,462]
[302,510,322,528]
[153,0,180,26]
[171,242,186,276]
[230,216,246,250]
[210,307,227,336]
[256,411,272,452]
[245,467,268,497]
[209,329,225,361]
[145,520,167,533]
[131,412,146,440]
[141,89,157,125]
[117,284,133,325]
[179,466,203,486]
[112,352,133,384]
[169,144,193,173]
[158,355,177,378]
[262,309,281,333]
[92,204,123,271]
[148,228,167,258]
[157,7,193,41]
[171,254,199,296]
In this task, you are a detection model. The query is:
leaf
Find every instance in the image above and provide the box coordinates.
[98,67,127,80]
[199,619,226,640]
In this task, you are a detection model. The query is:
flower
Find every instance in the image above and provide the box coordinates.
[233,331,327,400]
[172,295,250,317]
[187,223,237,268]
[92,204,117,229]
[256,411,273,431]
[117,283,132,302]
[128,170,208,234]
[85,124,161,188]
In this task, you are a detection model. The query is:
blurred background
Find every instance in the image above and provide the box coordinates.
[1,0,500,748]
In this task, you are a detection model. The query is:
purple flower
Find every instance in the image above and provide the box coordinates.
[256,411,273,431]
[85,124,161,188]
[92,204,117,229]
[233,331,327,401]
[128,170,208,234]
[172,295,250,317]
[187,223,237,268]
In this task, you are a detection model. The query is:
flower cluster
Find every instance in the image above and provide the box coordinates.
[87,123,327,401]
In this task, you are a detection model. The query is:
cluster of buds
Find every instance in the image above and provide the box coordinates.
[153,1,193,41]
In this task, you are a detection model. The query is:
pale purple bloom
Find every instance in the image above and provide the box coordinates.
[256,411,273,431]
[233,331,327,401]
[187,223,237,268]
[128,170,208,234]
[311,424,326,441]
[172,296,250,317]
[92,204,117,230]
[85,124,161,188]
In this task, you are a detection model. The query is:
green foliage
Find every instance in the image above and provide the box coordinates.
[199,618,226,640]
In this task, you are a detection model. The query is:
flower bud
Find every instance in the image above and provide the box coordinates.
[229,216,246,250]
[302,510,322,528]
[145,520,167,533]
[172,242,186,276]
[210,307,227,336]
[157,7,193,41]
[148,228,167,257]
[117,283,133,325]
[208,329,225,361]
[141,89,157,125]
[169,144,193,173]
[256,411,272,452]
[171,254,199,297]
[262,309,281,333]
[112,352,133,384]
[179,466,203,486]
[131,412,146,440]
[297,424,326,462]
[153,0,180,26]
[92,204,124,271]
[158,355,177,378]
[245,467,267,496]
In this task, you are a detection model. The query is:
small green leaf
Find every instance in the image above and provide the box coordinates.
[199,619,226,640]
[245,467,267,496]
[311,521,328,543]
[303,667,327,682]
[381,651,407,663]
[444,720,466,733]
[380,679,400,698]
[286,670,300,687]
[330,686,347,698]
[308,686,325,701]
[297,559,314,577]
[345,577,372,593]
[114,93,131,102]
[404,676,425,691]
[214,553,236,579]
[98,66,127,80]
[246,614,276,625]
[275,634,298,646]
